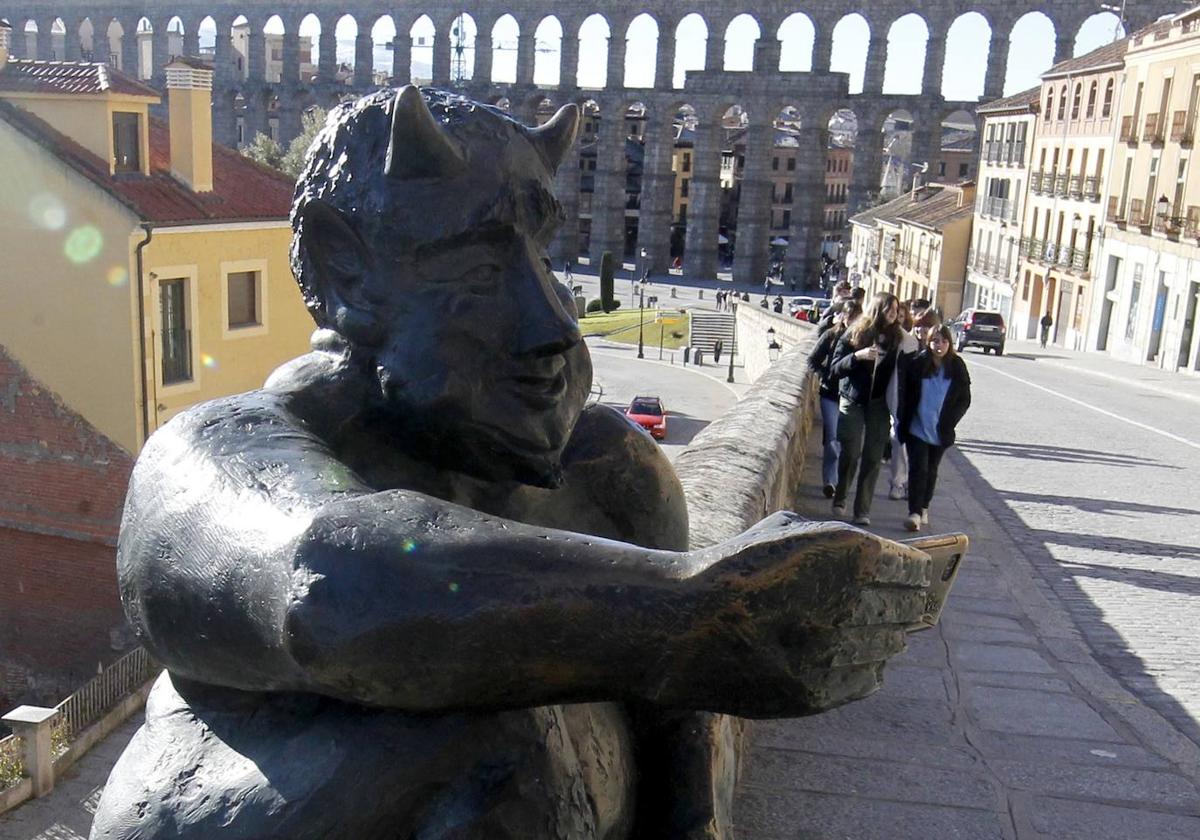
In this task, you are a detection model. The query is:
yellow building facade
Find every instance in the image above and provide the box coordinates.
[0,42,312,452]
[1094,11,1200,373]
[849,182,975,317]
[1014,41,1122,348]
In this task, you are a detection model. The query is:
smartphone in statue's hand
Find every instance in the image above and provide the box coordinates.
[902,533,969,632]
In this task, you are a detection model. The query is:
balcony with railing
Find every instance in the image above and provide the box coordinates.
[1107,195,1120,222]
[981,196,1012,218]
[1120,115,1138,144]
[1129,198,1147,228]
[1084,176,1101,201]
[1030,171,1048,193]
[1170,110,1194,146]
[1143,112,1164,144]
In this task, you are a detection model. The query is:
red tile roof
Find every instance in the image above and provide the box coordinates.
[0,97,296,224]
[0,345,133,544]
[0,58,159,98]
[977,85,1042,115]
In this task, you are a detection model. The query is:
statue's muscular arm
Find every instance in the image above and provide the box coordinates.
[119,372,928,718]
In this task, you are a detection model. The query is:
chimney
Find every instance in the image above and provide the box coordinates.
[0,21,11,73]
[165,57,213,192]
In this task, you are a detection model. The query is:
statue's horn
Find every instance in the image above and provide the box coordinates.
[385,85,465,179]
[529,103,580,172]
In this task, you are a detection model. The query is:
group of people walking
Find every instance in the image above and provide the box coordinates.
[807,289,972,531]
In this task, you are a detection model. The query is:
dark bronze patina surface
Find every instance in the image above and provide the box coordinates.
[91,87,929,840]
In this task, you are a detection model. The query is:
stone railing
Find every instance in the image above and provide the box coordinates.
[734,303,816,383]
[0,647,158,815]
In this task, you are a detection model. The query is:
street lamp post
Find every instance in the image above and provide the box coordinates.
[637,282,646,359]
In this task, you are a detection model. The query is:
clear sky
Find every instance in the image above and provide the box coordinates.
[187,9,1125,103]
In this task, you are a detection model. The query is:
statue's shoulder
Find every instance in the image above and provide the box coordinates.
[559,405,689,550]
[145,346,353,465]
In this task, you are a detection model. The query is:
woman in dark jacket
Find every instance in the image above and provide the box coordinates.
[898,324,972,531]
[829,292,902,525]
[806,300,862,498]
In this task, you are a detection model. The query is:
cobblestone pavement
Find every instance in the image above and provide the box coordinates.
[957,346,1200,742]
[734,349,1200,839]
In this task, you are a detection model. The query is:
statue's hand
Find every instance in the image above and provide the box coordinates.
[657,520,929,718]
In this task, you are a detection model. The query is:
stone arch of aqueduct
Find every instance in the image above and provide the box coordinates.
[4,1,1178,282]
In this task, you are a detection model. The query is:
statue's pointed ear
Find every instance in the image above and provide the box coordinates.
[528,103,580,173]
[299,200,367,291]
[386,85,466,179]
[299,200,381,344]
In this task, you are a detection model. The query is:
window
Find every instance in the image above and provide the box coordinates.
[937,161,947,176]
[682,152,691,172]
[160,278,192,384]
[783,183,793,203]
[772,156,779,170]
[786,157,795,171]
[227,271,260,328]
[1103,79,1115,117]
[1046,88,1055,119]
[782,209,791,228]
[1057,84,1067,120]
[1126,264,1143,342]
[680,178,689,197]
[112,112,140,173]
[959,162,969,178]
[1072,82,1082,119]
[1086,82,1097,118]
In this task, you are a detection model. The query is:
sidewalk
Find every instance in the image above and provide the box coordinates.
[733,426,1200,839]
[1003,339,1200,406]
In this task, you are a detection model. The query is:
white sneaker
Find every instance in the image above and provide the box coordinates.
[852,514,871,526]
[904,513,921,532]
[888,484,906,501]
[920,509,929,525]
[832,504,847,517]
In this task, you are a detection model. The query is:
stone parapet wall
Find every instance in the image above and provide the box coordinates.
[734,303,815,384]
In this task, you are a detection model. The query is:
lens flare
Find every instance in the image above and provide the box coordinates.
[106,266,129,287]
[64,225,103,264]
[29,193,66,230]
[403,539,417,553]
[201,353,218,369]
[448,582,460,593]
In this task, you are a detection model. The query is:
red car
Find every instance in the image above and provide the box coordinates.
[625,396,667,440]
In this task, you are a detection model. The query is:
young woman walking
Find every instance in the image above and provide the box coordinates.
[898,324,973,531]
[806,300,863,498]
[830,292,903,526]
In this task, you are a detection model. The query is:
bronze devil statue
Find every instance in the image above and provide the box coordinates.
[90,87,929,839]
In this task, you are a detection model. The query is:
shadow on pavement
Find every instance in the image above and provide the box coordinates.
[662,412,710,447]
[957,438,1180,469]
[948,448,1200,750]
[998,489,1200,519]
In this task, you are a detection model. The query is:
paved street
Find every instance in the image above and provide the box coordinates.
[588,339,742,461]
[735,342,1200,839]
[556,260,818,315]
[953,341,1200,742]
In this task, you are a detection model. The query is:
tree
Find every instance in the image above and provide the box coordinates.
[240,107,328,180]
[599,251,615,312]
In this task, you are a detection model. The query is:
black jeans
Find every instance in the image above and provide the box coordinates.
[905,437,947,515]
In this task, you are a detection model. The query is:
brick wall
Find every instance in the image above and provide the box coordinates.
[0,346,134,710]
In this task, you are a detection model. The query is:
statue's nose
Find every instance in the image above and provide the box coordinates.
[514,270,581,358]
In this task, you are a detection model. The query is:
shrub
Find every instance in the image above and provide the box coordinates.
[599,251,615,311]
[586,298,604,313]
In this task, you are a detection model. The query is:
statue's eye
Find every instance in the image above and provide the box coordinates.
[458,262,502,295]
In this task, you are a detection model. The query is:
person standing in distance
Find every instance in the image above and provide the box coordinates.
[830,293,903,526]
[1040,312,1053,348]
[898,325,972,531]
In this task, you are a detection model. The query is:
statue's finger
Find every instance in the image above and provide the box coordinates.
[825,626,908,668]
[792,662,885,711]
[848,588,926,626]
[865,545,931,587]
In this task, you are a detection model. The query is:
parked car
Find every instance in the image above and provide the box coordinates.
[948,309,1006,354]
[625,395,668,440]
[789,297,831,322]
